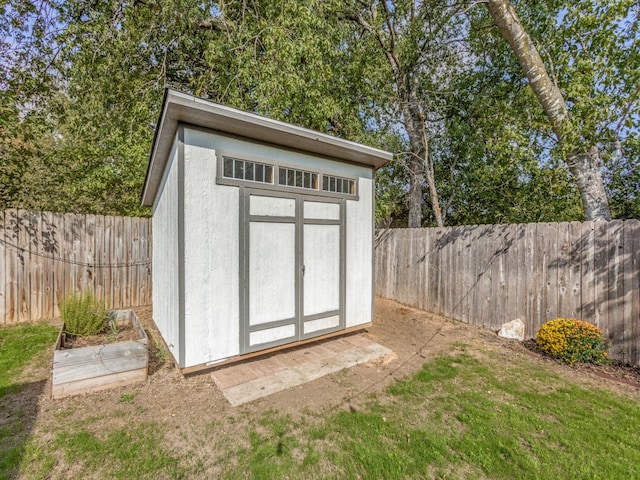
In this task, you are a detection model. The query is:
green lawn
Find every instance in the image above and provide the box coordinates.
[227,350,640,479]
[0,322,59,478]
[2,321,640,479]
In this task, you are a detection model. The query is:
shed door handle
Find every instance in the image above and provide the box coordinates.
[302,265,305,275]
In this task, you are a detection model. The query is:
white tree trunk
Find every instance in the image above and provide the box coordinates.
[485,0,611,221]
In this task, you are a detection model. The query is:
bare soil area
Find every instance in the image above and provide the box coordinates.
[14,298,640,478]
[60,323,139,349]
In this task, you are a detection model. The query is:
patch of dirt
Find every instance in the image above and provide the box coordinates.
[10,297,640,479]
[61,323,140,349]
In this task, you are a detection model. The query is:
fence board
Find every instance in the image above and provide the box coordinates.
[0,210,5,324]
[608,220,625,351]
[41,211,55,319]
[5,209,18,323]
[593,221,609,332]
[375,219,640,365]
[568,221,583,319]
[29,211,42,321]
[623,220,640,365]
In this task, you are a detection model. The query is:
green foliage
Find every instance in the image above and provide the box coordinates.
[60,291,108,337]
[1,0,637,223]
[536,317,608,364]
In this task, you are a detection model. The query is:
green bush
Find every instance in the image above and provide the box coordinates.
[61,291,108,337]
[536,318,608,364]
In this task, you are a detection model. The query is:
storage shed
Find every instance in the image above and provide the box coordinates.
[141,89,392,372]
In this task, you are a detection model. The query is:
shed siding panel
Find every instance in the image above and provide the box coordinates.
[152,136,181,362]
[346,175,374,327]
[183,128,240,367]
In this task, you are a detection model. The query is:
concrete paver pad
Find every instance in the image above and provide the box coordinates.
[211,336,392,406]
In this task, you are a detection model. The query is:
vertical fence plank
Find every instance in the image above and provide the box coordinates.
[94,215,106,305]
[29,211,43,321]
[494,224,511,328]
[131,217,140,308]
[84,214,95,295]
[62,212,74,301]
[501,224,518,326]
[6,209,18,323]
[422,229,431,311]
[581,222,596,325]
[607,220,625,360]
[145,216,151,305]
[104,215,114,308]
[513,224,526,328]
[522,223,534,335]
[123,216,132,308]
[0,210,5,324]
[468,226,481,325]
[41,211,56,319]
[556,222,571,319]
[441,228,454,317]
[52,212,65,317]
[112,215,123,308]
[16,209,30,322]
[450,226,463,320]
[74,214,86,294]
[456,226,470,324]
[474,225,492,329]
[567,221,583,320]
[543,222,558,321]
[593,221,609,333]
[435,227,447,316]
[622,220,640,365]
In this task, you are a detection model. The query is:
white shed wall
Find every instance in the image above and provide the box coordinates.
[346,175,374,327]
[151,136,181,362]
[183,128,240,367]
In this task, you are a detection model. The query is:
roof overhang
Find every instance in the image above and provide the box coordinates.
[141,89,393,207]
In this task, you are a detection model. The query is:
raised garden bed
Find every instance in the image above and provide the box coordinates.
[51,309,148,399]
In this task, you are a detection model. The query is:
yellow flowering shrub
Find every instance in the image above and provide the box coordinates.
[536,318,608,364]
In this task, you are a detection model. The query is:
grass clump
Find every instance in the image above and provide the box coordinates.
[61,291,109,337]
[536,318,608,364]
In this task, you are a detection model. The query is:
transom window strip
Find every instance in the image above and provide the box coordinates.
[222,156,356,196]
[278,167,319,190]
[223,156,274,184]
[322,175,355,195]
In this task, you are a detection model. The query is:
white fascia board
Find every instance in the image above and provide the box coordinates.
[141,89,392,206]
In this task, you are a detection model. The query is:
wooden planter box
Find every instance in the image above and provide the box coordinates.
[51,309,148,399]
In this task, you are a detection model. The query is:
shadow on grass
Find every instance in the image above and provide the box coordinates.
[0,379,47,479]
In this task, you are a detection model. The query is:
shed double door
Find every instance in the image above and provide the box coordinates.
[241,189,345,353]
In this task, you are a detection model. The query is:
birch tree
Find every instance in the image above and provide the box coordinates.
[485,0,612,221]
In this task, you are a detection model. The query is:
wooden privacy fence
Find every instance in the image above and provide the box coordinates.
[0,209,152,324]
[375,220,640,365]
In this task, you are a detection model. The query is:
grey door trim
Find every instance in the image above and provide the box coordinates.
[240,189,346,354]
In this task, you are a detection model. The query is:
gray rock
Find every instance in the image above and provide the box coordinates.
[498,318,525,341]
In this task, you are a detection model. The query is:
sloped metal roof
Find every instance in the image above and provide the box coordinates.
[141,89,392,206]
